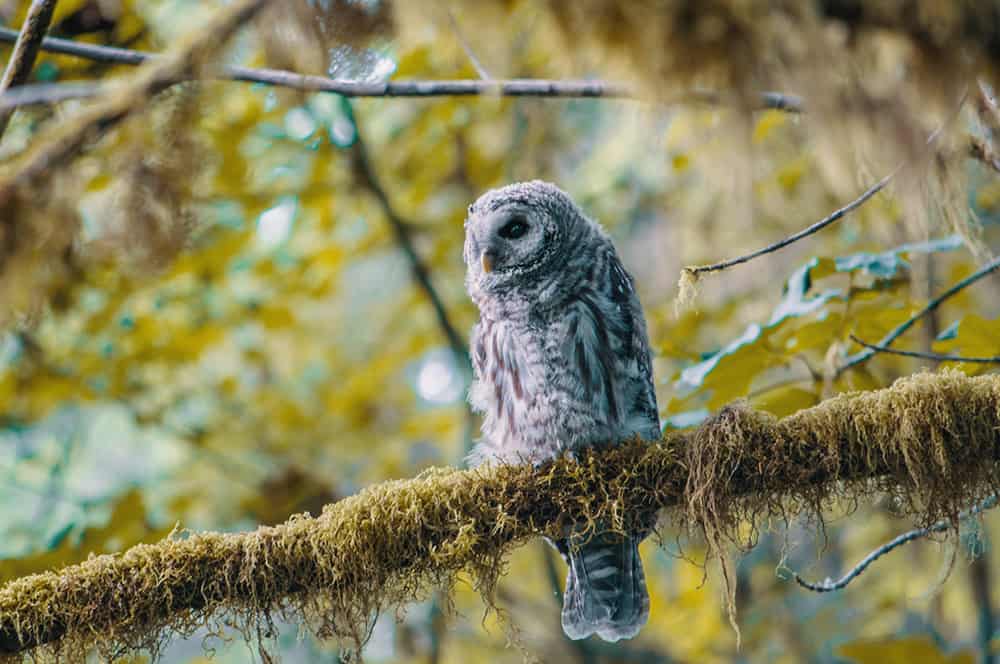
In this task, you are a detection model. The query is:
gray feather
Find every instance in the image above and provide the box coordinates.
[463,180,659,640]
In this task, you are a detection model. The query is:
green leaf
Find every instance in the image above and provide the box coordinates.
[835,234,963,279]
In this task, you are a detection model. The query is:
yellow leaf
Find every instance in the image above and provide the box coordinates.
[753,109,788,143]
[775,156,808,194]
[934,314,1000,358]
[976,180,1000,212]
[780,313,843,352]
[257,305,295,329]
[837,635,974,664]
[750,384,818,418]
[393,45,433,77]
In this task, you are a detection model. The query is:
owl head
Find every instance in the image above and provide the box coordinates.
[464,180,594,299]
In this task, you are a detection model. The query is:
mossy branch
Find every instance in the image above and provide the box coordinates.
[2,371,1000,660]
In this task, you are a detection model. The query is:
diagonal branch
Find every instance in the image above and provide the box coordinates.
[849,334,1000,364]
[1,371,999,658]
[838,254,1000,375]
[682,90,967,282]
[350,121,478,456]
[0,0,271,206]
[0,0,60,139]
[683,173,892,278]
[349,116,468,363]
[792,495,998,592]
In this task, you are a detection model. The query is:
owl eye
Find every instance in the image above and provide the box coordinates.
[498,216,529,240]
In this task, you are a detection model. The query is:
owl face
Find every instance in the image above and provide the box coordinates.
[464,181,577,294]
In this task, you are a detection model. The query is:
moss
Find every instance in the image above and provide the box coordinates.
[675,267,700,313]
[1,370,999,660]
[0,0,269,323]
[532,0,997,253]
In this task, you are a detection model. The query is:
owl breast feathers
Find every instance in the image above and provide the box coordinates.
[463,180,660,465]
[463,181,660,642]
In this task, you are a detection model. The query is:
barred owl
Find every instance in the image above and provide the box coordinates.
[463,181,660,642]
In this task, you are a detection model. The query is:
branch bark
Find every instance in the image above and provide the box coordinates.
[350,120,468,363]
[0,0,59,139]
[849,334,1000,364]
[0,0,270,207]
[792,495,997,592]
[838,254,1000,375]
[683,173,891,277]
[0,27,805,109]
[1,371,998,659]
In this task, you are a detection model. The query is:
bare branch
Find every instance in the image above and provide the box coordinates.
[350,126,478,456]
[0,27,806,108]
[683,90,967,281]
[794,524,947,592]
[837,254,1000,375]
[0,26,149,65]
[0,0,271,205]
[349,111,468,364]
[0,81,101,110]
[0,0,60,139]
[849,334,1000,364]
[683,173,892,277]
[793,495,998,592]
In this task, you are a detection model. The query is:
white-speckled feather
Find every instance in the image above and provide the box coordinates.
[463,181,659,641]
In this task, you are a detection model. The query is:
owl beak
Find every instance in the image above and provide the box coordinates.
[481,249,495,274]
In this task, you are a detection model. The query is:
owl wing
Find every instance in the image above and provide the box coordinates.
[564,250,659,441]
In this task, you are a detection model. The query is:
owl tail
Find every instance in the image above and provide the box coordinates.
[559,533,649,642]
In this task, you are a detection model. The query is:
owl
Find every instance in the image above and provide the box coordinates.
[463,181,660,642]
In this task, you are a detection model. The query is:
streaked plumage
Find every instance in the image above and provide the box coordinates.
[463,181,659,642]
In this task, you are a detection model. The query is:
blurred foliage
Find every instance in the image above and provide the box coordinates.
[1,0,1000,662]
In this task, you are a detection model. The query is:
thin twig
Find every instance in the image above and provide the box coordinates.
[447,9,491,81]
[849,334,1000,364]
[0,26,806,109]
[970,134,1000,174]
[793,495,998,592]
[838,254,1000,375]
[349,111,468,363]
[349,117,478,457]
[0,81,101,109]
[0,0,270,205]
[976,80,1000,136]
[684,173,892,277]
[0,0,60,139]
[685,90,967,278]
